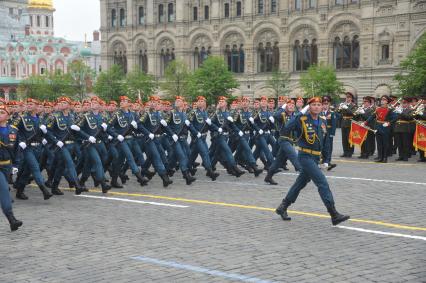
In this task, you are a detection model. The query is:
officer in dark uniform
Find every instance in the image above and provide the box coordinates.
[394,97,414,161]
[275,97,350,226]
[0,105,23,231]
[321,95,337,170]
[336,92,356,157]
[354,96,376,159]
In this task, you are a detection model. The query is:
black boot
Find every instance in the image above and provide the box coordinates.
[251,165,263,177]
[264,173,278,185]
[275,199,291,221]
[327,164,337,171]
[39,185,53,200]
[135,171,149,186]
[160,173,173,188]
[206,169,219,181]
[327,205,350,226]
[189,167,197,176]
[74,182,85,195]
[15,185,28,200]
[119,174,129,184]
[100,180,111,194]
[51,182,64,196]
[6,213,23,232]
[232,165,245,177]
[111,176,123,188]
[183,171,196,185]
[144,170,156,180]
[79,176,89,192]
[167,168,175,177]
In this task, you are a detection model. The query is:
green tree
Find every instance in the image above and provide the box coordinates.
[18,74,50,101]
[300,63,344,100]
[68,60,95,101]
[394,33,426,97]
[161,59,191,100]
[126,69,156,102]
[266,69,290,99]
[188,56,239,105]
[93,64,127,102]
[45,71,74,100]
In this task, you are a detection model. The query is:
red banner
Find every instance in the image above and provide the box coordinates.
[413,123,426,154]
[349,121,369,148]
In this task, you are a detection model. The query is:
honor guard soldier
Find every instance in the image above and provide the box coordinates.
[393,97,414,161]
[337,92,356,157]
[354,96,376,159]
[321,95,337,170]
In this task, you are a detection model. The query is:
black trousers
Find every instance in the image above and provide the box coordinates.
[341,127,354,156]
[394,132,411,159]
[376,132,390,160]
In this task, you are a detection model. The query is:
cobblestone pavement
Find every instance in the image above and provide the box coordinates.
[0,132,425,283]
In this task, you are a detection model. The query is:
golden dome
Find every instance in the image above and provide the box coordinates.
[28,0,54,10]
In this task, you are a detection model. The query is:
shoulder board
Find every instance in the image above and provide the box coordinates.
[300,116,307,121]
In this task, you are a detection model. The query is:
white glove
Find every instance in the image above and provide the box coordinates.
[269,116,275,123]
[117,135,125,142]
[206,118,212,125]
[56,141,64,148]
[108,135,113,141]
[281,104,287,110]
[218,128,223,134]
[227,116,234,122]
[383,122,390,127]
[197,132,202,138]
[238,131,244,137]
[249,117,255,124]
[160,119,167,127]
[330,135,334,138]
[71,125,80,131]
[172,134,178,142]
[342,104,349,110]
[101,123,107,131]
[185,120,190,126]
[39,124,47,134]
[266,130,271,134]
[42,138,48,145]
[12,167,18,175]
[258,129,264,135]
[88,136,96,143]
[301,105,310,115]
[131,120,138,129]
[359,109,365,114]
[149,133,155,140]
[19,142,26,150]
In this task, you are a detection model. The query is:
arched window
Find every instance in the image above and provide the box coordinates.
[236,1,242,17]
[308,0,316,8]
[139,6,145,25]
[225,44,244,73]
[193,46,211,69]
[334,35,359,69]
[45,16,49,27]
[258,0,264,14]
[111,10,116,27]
[160,48,175,76]
[113,43,127,74]
[37,15,40,27]
[293,39,317,71]
[335,0,344,4]
[168,3,174,22]
[224,3,230,18]
[295,0,301,10]
[257,41,279,73]
[193,7,198,20]
[271,0,277,13]
[159,4,164,23]
[139,49,148,73]
[204,5,209,20]
[119,8,126,26]
[30,15,33,26]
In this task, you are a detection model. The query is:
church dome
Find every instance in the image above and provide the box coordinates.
[28,0,54,10]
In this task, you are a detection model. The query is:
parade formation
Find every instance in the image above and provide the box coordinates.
[0,93,425,232]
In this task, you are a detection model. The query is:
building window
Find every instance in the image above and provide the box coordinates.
[193,7,198,20]
[381,44,389,60]
[160,48,175,76]
[139,49,148,73]
[114,50,127,74]
[159,4,164,23]
[308,0,316,8]
[236,1,242,17]
[111,9,116,27]
[293,39,317,71]
[139,6,145,25]
[335,0,344,5]
[37,15,40,27]
[30,15,33,27]
[120,8,126,26]
[224,3,230,18]
[271,0,277,13]
[204,5,209,20]
[258,41,280,73]
[294,0,301,10]
[45,16,49,27]
[193,46,211,69]
[334,35,359,69]
[258,0,264,14]
[225,44,245,73]
[168,3,174,22]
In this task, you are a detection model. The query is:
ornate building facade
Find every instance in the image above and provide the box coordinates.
[100,0,426,100]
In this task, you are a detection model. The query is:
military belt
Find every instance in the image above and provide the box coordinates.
[396,120,411,124]
[343,116,353,119]
[154,134,162,138]
[0,160,11,165]
[64,141,74,145]
[296,147,321,156]
[30,142,40,146]
[244,130,251,134]
[124,135,133,139]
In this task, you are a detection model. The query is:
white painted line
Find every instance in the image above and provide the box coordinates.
[76,194,189,208]
[336,226,426,241]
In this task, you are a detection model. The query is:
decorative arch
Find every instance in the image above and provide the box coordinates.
[111,40,127,73]
[221,31,245,74]
[38,58,48,75]
[191,34,212,69]
[254,29,280,73]
[329,19,360,70]
[373,84,392,98]
[135,39,148,73]
[157,37,175,76]
[327,13,361,39]
[54,59,64,73]
[289,24,319,71]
